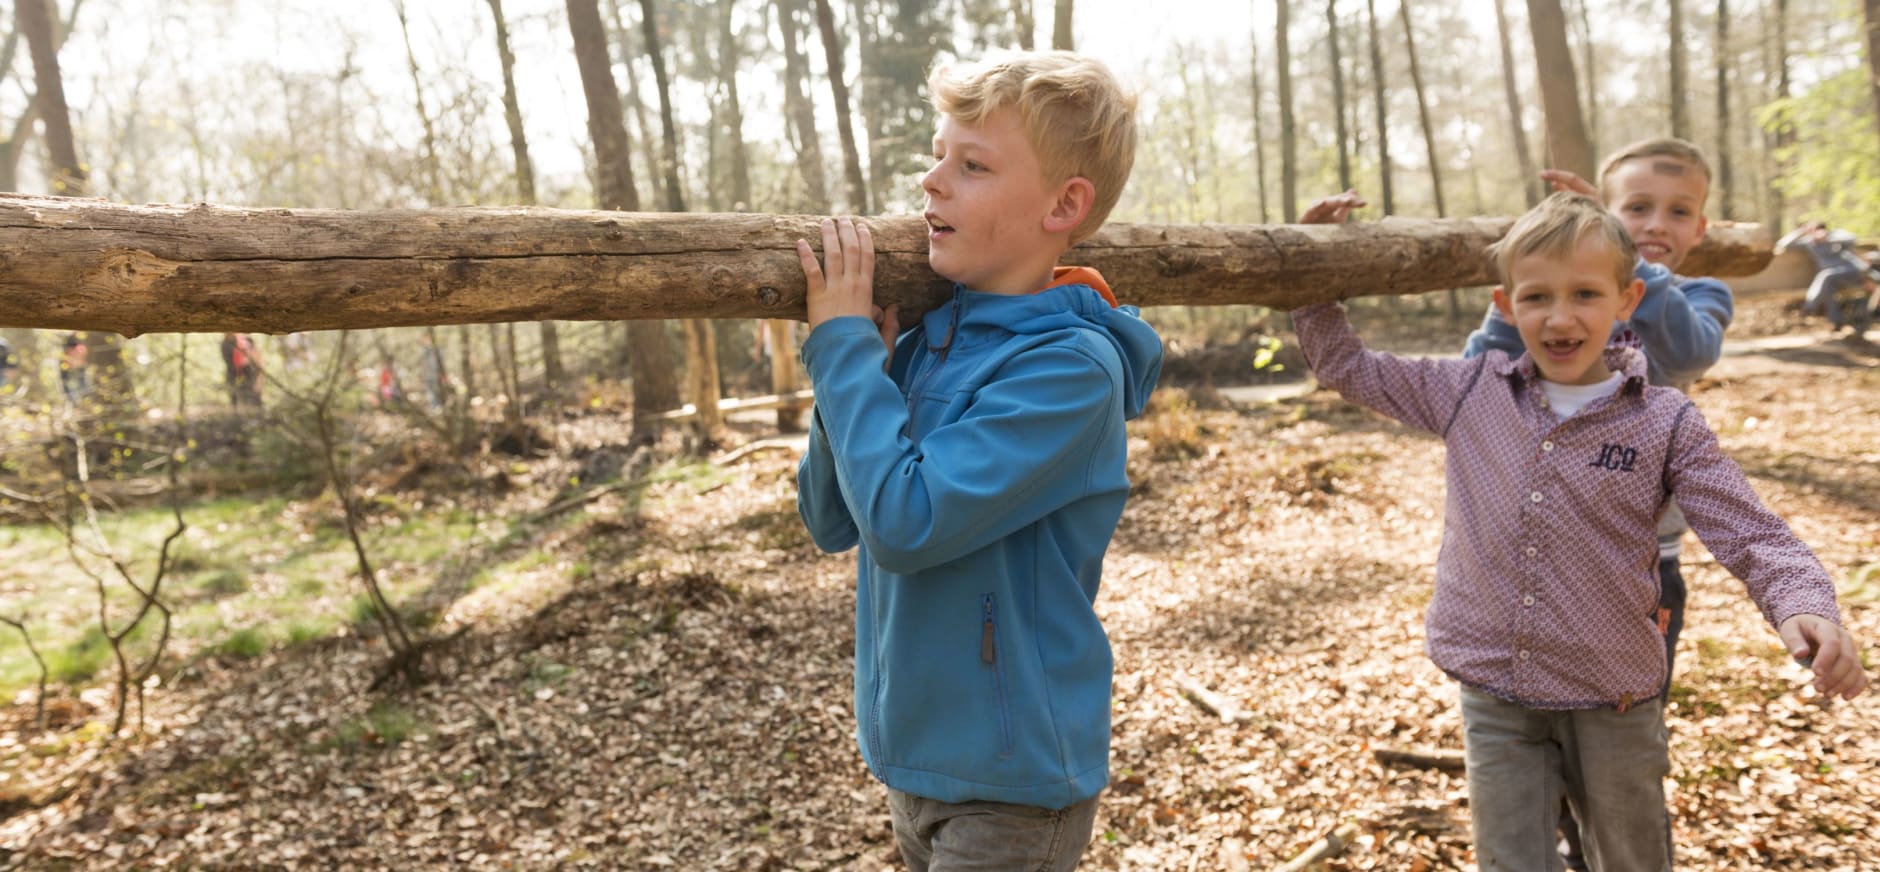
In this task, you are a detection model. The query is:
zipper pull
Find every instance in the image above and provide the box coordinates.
[981,598,996,664]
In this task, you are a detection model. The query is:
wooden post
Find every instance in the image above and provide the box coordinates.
[0,194,1775,336]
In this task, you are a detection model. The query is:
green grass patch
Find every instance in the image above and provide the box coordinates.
[211,626,270,659]
[318,701,426,753]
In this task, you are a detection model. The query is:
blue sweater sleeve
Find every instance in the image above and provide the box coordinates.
[1629,262,1733,387]
[1461,304,1524,359]
[797,410,860,553]
[798,315,1120,575]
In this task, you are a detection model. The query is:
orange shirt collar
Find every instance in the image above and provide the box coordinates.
[1035,266,1117,307]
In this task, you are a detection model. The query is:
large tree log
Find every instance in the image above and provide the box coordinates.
[0,194,1774,337]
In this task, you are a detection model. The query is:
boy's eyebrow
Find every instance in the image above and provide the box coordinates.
[1650,160,1688,176]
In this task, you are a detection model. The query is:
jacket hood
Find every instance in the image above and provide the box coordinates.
[919,276,1164,420]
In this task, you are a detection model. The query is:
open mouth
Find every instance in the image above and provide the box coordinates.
[1541,338,1583,360]
[925,213,954,237]
[1636,242,1671,261]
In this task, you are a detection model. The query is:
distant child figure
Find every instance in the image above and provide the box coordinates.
[794,51,1161,870]
[59,333,90,403]
[1775,220,1876,333]
[1292,192,1866,870]
[0,336,16,395]
[220,332,263,407]
[1455,138,1736,870]
[376,357,405,408]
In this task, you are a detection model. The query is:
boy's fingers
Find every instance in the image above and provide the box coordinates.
[820,218,843,277]
[795,239,825,290]
[857,223,876,280]
[836,218,861,279]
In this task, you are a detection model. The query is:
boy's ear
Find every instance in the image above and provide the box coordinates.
[1693,211,1709,243]
[1616,277,1647,320]
[1042,176,1096,235]
[1491,285,1513,318]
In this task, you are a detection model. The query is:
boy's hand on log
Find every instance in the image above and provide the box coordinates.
[1539,169,1597,197]
[1779,614,1869,700]
[1299,191,1366,225]
[799,217,877,332]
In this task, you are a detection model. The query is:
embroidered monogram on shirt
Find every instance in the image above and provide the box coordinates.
[1588,443,1639,472]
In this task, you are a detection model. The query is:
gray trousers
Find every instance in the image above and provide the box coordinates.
[1460,685,1673,872]
[888,788,1100,872]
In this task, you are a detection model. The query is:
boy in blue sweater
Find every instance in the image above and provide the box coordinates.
[793,52,1162,870]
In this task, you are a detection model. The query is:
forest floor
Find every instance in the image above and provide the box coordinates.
[1,293,1877,870]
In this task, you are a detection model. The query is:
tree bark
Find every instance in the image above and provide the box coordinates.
[1327,0,1353,194]
[1523,0,1596,181]
[1570,0,1599,155]
[0,196,1776,336]
[717,0,752,212]
[1400,0,1444,219]
[813,0,870,213]
[1277,0,1298,222]
[1765,0,1790,229]
[776,0,831,212]
[1364,0,1392,215]
[606,0,666,210]
[1052,0,1073,50]
[1011,0,1034,50]
[486,0,562,394]
[568,0,681,428]
[765,320,803,431]
[1668,0,1689,139]
[1493,0,1541,206]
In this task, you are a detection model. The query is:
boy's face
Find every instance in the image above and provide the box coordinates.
[921,109,1064,295]
[1493,238,1647,386]
[1603,157,1708,270]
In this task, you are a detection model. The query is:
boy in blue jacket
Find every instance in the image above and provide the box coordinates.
[793,51,1162,871]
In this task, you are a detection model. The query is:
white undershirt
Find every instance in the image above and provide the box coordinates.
[1538,372,1624,420]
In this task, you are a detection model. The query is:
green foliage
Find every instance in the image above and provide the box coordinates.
[1762,69,1880,232]
[211,626,269,659]
[321,702,425,752]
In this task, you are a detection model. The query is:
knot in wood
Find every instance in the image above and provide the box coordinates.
[756,286,781,306]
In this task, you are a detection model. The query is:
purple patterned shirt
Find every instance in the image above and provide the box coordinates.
[1295,303,1843,710]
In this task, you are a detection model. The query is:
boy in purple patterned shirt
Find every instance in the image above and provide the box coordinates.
[1291,192,1867,870]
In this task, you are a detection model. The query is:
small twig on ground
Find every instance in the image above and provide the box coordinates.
[1372,745,1467,773]
[1177,676,1256,723]
[1273,821,1361,872]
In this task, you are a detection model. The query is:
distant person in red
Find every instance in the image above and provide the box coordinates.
[220,333,263,407]
[59,333,90,404]
[376,357,404,408]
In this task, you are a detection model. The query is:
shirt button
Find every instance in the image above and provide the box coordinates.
[1542,440,1555,452]
[1519,650,1531,660]
[1530,491,1543,503]
[1522,595,1536,607]
[1525,546,1538,557]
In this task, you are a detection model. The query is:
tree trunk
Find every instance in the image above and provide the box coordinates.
[607,0,666,209]
[0,196,1776,335]
[1277,0,1299,222]
[1249,7,1270,224]
[1052,0,1073,50]
[486,0,563,395]
[1523,0,1596,181]
[394,0,445,203]
[640,0,721,441]
[17,0,79,196]
[1570,0,1599,156]
[1865,0,1880,157]
[765,320,803,431]
[718,0,753,212]
[1364,0,1392,214]
[776,0,831,212]
[0,0,82,192]
[1715,0,1733,220]
[1494,0,1542,206]
[1011,0,1035,50]
[568,0,681,431]
[1400,0,1444,219]
[1327,0,1353,193]
[1,327,41,398]
[1765,0,1790,229]
[1668,0,1689,139]
[813,0,870,213]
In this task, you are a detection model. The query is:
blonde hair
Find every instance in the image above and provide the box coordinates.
[1488,192,1637,288]
[1597,137,1712,205]
[928,51,1137,244]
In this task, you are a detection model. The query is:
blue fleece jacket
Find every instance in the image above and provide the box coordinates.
[1462,258,1733,391]
[796,281,1162,809]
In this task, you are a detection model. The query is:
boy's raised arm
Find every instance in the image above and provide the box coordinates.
[1626,263,1732,386]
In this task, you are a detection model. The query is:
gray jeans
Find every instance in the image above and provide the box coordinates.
[1459,685,1672,871]
[887,788,1100,872]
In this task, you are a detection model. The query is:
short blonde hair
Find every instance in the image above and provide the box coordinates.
[1488,192,1637,289]
[928,51,1137,244]
[1597,137,1712,206]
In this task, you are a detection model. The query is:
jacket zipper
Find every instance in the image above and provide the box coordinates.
[981,593,1014,756]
